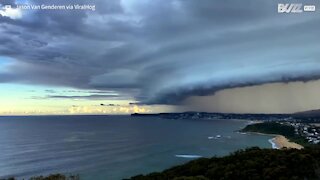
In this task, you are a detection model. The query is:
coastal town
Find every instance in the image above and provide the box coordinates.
[286,122,320,144]
[132,112,320,145]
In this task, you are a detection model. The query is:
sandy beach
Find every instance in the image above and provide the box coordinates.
[270,135,303,149]
[245,131,304,149]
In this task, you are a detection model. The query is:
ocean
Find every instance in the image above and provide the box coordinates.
[0,115,272,180]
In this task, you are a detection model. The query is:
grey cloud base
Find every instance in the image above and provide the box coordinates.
[1,0,320,104]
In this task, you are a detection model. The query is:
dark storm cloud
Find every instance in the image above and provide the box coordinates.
[1,0,320,104]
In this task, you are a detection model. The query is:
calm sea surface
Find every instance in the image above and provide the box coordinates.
[0,115,272,180]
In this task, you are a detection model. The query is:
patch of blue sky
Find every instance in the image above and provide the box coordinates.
[0,56,11,72]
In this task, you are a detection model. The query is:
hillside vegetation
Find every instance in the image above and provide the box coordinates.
[128,147,320,180]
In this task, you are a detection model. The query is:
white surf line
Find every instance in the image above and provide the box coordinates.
[175,154,202,158]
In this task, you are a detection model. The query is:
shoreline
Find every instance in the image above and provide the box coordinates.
[245,132,303,149]
[269,135,303,150]
[268,138,279,149]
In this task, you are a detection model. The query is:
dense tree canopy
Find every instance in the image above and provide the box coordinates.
[128,147,320,180]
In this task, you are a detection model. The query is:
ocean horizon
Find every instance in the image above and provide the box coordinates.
[0,115,272,180]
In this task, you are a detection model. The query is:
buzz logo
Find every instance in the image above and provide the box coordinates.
[278,4,303,13]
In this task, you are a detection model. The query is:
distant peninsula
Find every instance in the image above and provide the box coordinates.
[131,112,292,121]
[131,111,320,123]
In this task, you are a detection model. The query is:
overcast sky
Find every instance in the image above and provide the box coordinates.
[0,0,320,114]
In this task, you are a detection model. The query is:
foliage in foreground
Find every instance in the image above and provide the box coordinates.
[128,147,320,180]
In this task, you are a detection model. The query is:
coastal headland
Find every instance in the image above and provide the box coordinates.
[241,121,320,148]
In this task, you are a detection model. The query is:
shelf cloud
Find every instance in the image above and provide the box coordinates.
[1,0,320,105]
